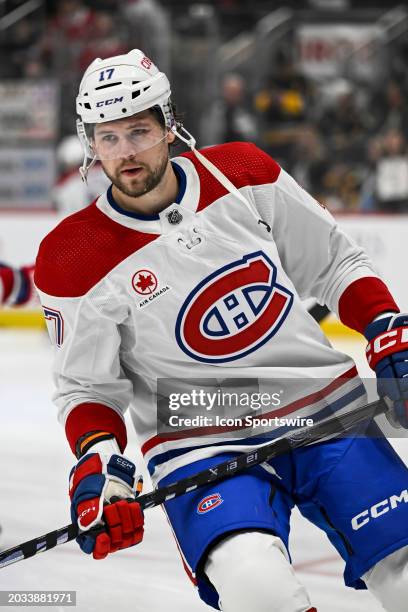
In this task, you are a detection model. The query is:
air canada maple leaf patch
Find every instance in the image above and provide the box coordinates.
[131,268,172,309]
[132,269,158,295]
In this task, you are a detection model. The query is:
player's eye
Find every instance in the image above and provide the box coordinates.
[101,134,118,144]
[130,128,149,138]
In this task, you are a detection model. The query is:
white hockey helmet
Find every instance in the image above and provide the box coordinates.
[76,49,174,127]
[76,49,196,180]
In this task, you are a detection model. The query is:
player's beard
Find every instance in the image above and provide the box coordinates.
[104,151,169,199]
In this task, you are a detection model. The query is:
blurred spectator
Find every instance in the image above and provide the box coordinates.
[374,129,408,213]
[359,137,383,212]
[319,163,362,211]
[120,0,171,75]
[370,80,408,136]
[78,11,128,73]
[53,135,110,214]
[47,0,95,43]
[255,57,313,166]
[38,0,98,134]
[319,86,368,164]
[255,60,310,125]
[201,73,258,146]
[40,0,95,71]
[3,19,39,78]
[291,126,328,195]
[22,59,47,79]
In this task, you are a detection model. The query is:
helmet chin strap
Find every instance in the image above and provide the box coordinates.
[171,124,196,149]
[79,154,97,183]
[77,119,98,183]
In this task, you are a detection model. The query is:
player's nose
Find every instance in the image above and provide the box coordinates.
[117,136,139,159]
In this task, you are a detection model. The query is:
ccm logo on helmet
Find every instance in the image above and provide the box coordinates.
[351,489,408,530]
[197,493,223,514]
[96,96,124,107]
[175,251,293,363]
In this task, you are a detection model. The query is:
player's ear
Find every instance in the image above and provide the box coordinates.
[167,129,176,145]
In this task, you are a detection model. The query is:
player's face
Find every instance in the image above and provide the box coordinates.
[93,111,175,199]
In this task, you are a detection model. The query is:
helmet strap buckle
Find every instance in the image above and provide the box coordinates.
[171,125,196,150]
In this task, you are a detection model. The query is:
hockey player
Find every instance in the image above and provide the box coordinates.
[0,262,33,306]
[35,50,408,612]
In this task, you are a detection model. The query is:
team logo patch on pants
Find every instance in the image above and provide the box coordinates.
[197,493,223,514]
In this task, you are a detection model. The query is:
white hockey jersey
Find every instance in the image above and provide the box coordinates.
[35,143,398,483]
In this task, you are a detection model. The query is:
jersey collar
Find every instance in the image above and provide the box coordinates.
[96,158,200,232]
[105,160,186,221]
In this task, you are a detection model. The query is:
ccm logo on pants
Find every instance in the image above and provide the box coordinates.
[351,489,408,530]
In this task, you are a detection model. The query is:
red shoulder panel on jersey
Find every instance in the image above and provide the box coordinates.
[65,402,127,455]
[35,201,159,297]
[338,277,399,334]
[181,142,281,212]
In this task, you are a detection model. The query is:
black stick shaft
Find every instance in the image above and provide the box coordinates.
[0,397,387,569]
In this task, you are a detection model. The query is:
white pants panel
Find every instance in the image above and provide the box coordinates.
[204,531,313,612]
[364,545,408,612]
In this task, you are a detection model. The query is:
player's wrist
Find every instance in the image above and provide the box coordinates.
[364,313,408,429]
[75,430,121,458]
[371,311,399,323]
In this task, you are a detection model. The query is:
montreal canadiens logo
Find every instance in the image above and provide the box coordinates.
[132,269,158,295]
[175,251,293,363]
[197,493,223,514]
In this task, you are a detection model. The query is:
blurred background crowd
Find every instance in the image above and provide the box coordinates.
[1,0,408,213]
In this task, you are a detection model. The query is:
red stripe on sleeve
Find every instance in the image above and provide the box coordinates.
[65,403,127,455]
[338,277,399,334]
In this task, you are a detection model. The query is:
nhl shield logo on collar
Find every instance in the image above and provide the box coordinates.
[166,209,183,225]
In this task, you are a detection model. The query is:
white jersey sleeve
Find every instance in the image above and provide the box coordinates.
[252,167,377,316]
[39,291,132,422]
[36,290,133,425]
[34,206,140,454]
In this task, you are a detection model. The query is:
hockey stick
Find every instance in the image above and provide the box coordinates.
[0,396,388,569]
